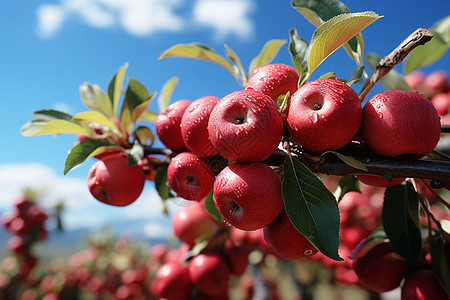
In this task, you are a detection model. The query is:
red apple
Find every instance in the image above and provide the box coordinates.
[431,92,450,116]
[152,261,193,300]
[360,90,441,158]
[423,70,449,94]
[263,209,318,260]
[223,242,249,276]
[405,70,425,91]
[188,252,230,296]
[172,200,219,247]
[401,269,448,300]
[286,78,362,153]
[208,89,283,162]
[87,152,146,207]
[213,162,283,231]
[352,242,408,292]
[245,63,299,102]
[181,96,220,157]
[356,175,405,187]
[167,152,215,201]
[155,99,191,152]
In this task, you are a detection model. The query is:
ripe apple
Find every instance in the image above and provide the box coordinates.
[172,200,219,247]
[360,90,441,158]
[356,175,405,187]
[155,99,191,152]
[188,252,230,296]
[245,63,299,102]
[431,92,450,116]
[152,261,193,300]
[223,242,249,276]
[167,152,215,201]
[285,78,362,153]
[213,162,283,231]
[87,152,146,207]
[181,96,220,157]
[352,242,408,292]
[208,89,284,162]
[405,70,425,91]
[401,269,448,300]
[263,209,318,260]
[423,70,449,94]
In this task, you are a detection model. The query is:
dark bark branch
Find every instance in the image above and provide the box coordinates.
[359,28,434,101]
[265,149,450,183]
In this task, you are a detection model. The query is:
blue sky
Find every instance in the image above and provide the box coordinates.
[1,0,449,237]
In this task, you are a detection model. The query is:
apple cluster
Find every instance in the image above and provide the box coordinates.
[1,194,48,282]
[154,62,443,262]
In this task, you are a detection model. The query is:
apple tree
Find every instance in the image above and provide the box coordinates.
[21,0,450,298]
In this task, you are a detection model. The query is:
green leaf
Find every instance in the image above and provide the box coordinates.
[126,143,144,166]
[72,111,118,132]
[158,76,179,112]
[33,109,73,122]
[137,110,158,123]
[107,63,128,118]
[306,12,382,79]
[158,43,235,78]
[248,39,287,75]
[79,82,114,118]
[204,190,221,223]
[288,28,309,86]
[224,44,247,86]
[64,140,119,174]
[404,16,450,74]
[366,53,411,91]
[154,166,173,200]
[338,175,360,201]
[430,238,450,297]
[21,119,89,137]
[134,126,155,146]
[291,0,365,65]
[292,0,350,27]
[322,151,368,171]
[120,78,154,131]
[382,182,422,263]
[282,155,342,261]
[427,150,450,161]
[348,66,365,85]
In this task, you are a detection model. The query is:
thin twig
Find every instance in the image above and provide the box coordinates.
[359,28,434,101]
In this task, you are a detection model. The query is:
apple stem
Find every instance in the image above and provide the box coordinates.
[358,28,433,102]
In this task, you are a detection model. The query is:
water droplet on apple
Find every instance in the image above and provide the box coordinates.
[308,112,319,124]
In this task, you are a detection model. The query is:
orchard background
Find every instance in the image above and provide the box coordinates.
[1,0,450,299]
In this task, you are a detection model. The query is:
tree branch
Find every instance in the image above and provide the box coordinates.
[359,28,434,101]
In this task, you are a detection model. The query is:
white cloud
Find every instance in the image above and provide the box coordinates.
[192,0,254,41]
[36,0,254,40]
[0,163,178,234]
[36,0,184,38]
[36,5,66,39]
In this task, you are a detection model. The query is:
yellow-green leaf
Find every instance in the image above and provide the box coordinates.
[322,151,368,171]
[119,79,153,131]
[137,110,158,123]
[158,43,235,78]
[22,119,89,136]
[224,44,247,86]
[108,63,128,118]
[72,111,118,132]
[249,39,287,75]
[158,76,179,112]
[79,82,114,118]
[134,126,155,146]
[306,12,382,78]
